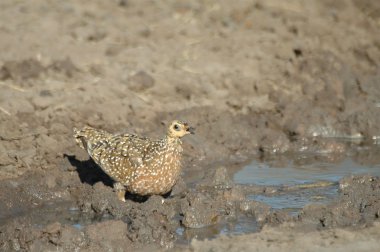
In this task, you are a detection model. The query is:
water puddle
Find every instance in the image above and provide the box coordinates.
[249,185,338,216]
[28,203,96,229]
[234,155,380,212]
[0,201,107,231]
[176,215,259,245]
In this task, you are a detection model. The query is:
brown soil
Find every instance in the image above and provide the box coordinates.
[1,0,380,251]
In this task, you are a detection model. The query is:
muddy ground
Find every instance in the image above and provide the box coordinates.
[0,0,380,251]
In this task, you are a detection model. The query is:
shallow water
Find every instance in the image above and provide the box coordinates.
[249,185,339,215]
[234,158,380,186]
[176,215,259,244]
[234,155,380,211]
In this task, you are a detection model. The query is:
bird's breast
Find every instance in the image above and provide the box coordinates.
[127,148,183,195]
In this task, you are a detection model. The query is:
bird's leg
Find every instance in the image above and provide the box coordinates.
[114,182,126,202]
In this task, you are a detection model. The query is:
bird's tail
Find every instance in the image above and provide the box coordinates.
[73,126,110,151]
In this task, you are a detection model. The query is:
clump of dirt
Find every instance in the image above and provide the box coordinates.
[126,71,155,92]
[0,59,45,81]
[73,183,178,248]
[300,175,380,228]
[0,218,132,251]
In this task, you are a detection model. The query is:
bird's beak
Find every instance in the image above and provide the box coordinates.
[187,126,195,134]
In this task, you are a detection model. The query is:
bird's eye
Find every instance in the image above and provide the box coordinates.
[174,124,180,131]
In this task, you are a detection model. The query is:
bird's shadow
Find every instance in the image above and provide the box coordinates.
[64,154,114,187]
[63,154,163,203]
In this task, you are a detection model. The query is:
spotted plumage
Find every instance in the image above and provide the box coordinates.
[73,120,194,201]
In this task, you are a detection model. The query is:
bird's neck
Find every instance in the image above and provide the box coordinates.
[166,135,182,146]
[165,136,183,157]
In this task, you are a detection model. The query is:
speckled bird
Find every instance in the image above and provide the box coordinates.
[73,120,194,201]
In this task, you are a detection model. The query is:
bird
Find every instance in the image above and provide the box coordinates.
[73,120,194,201]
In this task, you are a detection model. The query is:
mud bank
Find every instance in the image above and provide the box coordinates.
[1,0,380,251]
[1,165,380,251]
[191,222,380,252]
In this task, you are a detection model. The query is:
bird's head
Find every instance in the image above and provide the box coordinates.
[167,120,195,138]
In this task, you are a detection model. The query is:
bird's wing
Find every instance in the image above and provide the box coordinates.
[111,134,150,168]
[74,126,111,151]
[86,133,159,184]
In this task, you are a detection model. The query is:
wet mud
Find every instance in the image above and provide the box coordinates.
[1,0,380,251]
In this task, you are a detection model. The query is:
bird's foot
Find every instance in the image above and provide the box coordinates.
[114,182,126,202]
[117,190,126,202]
